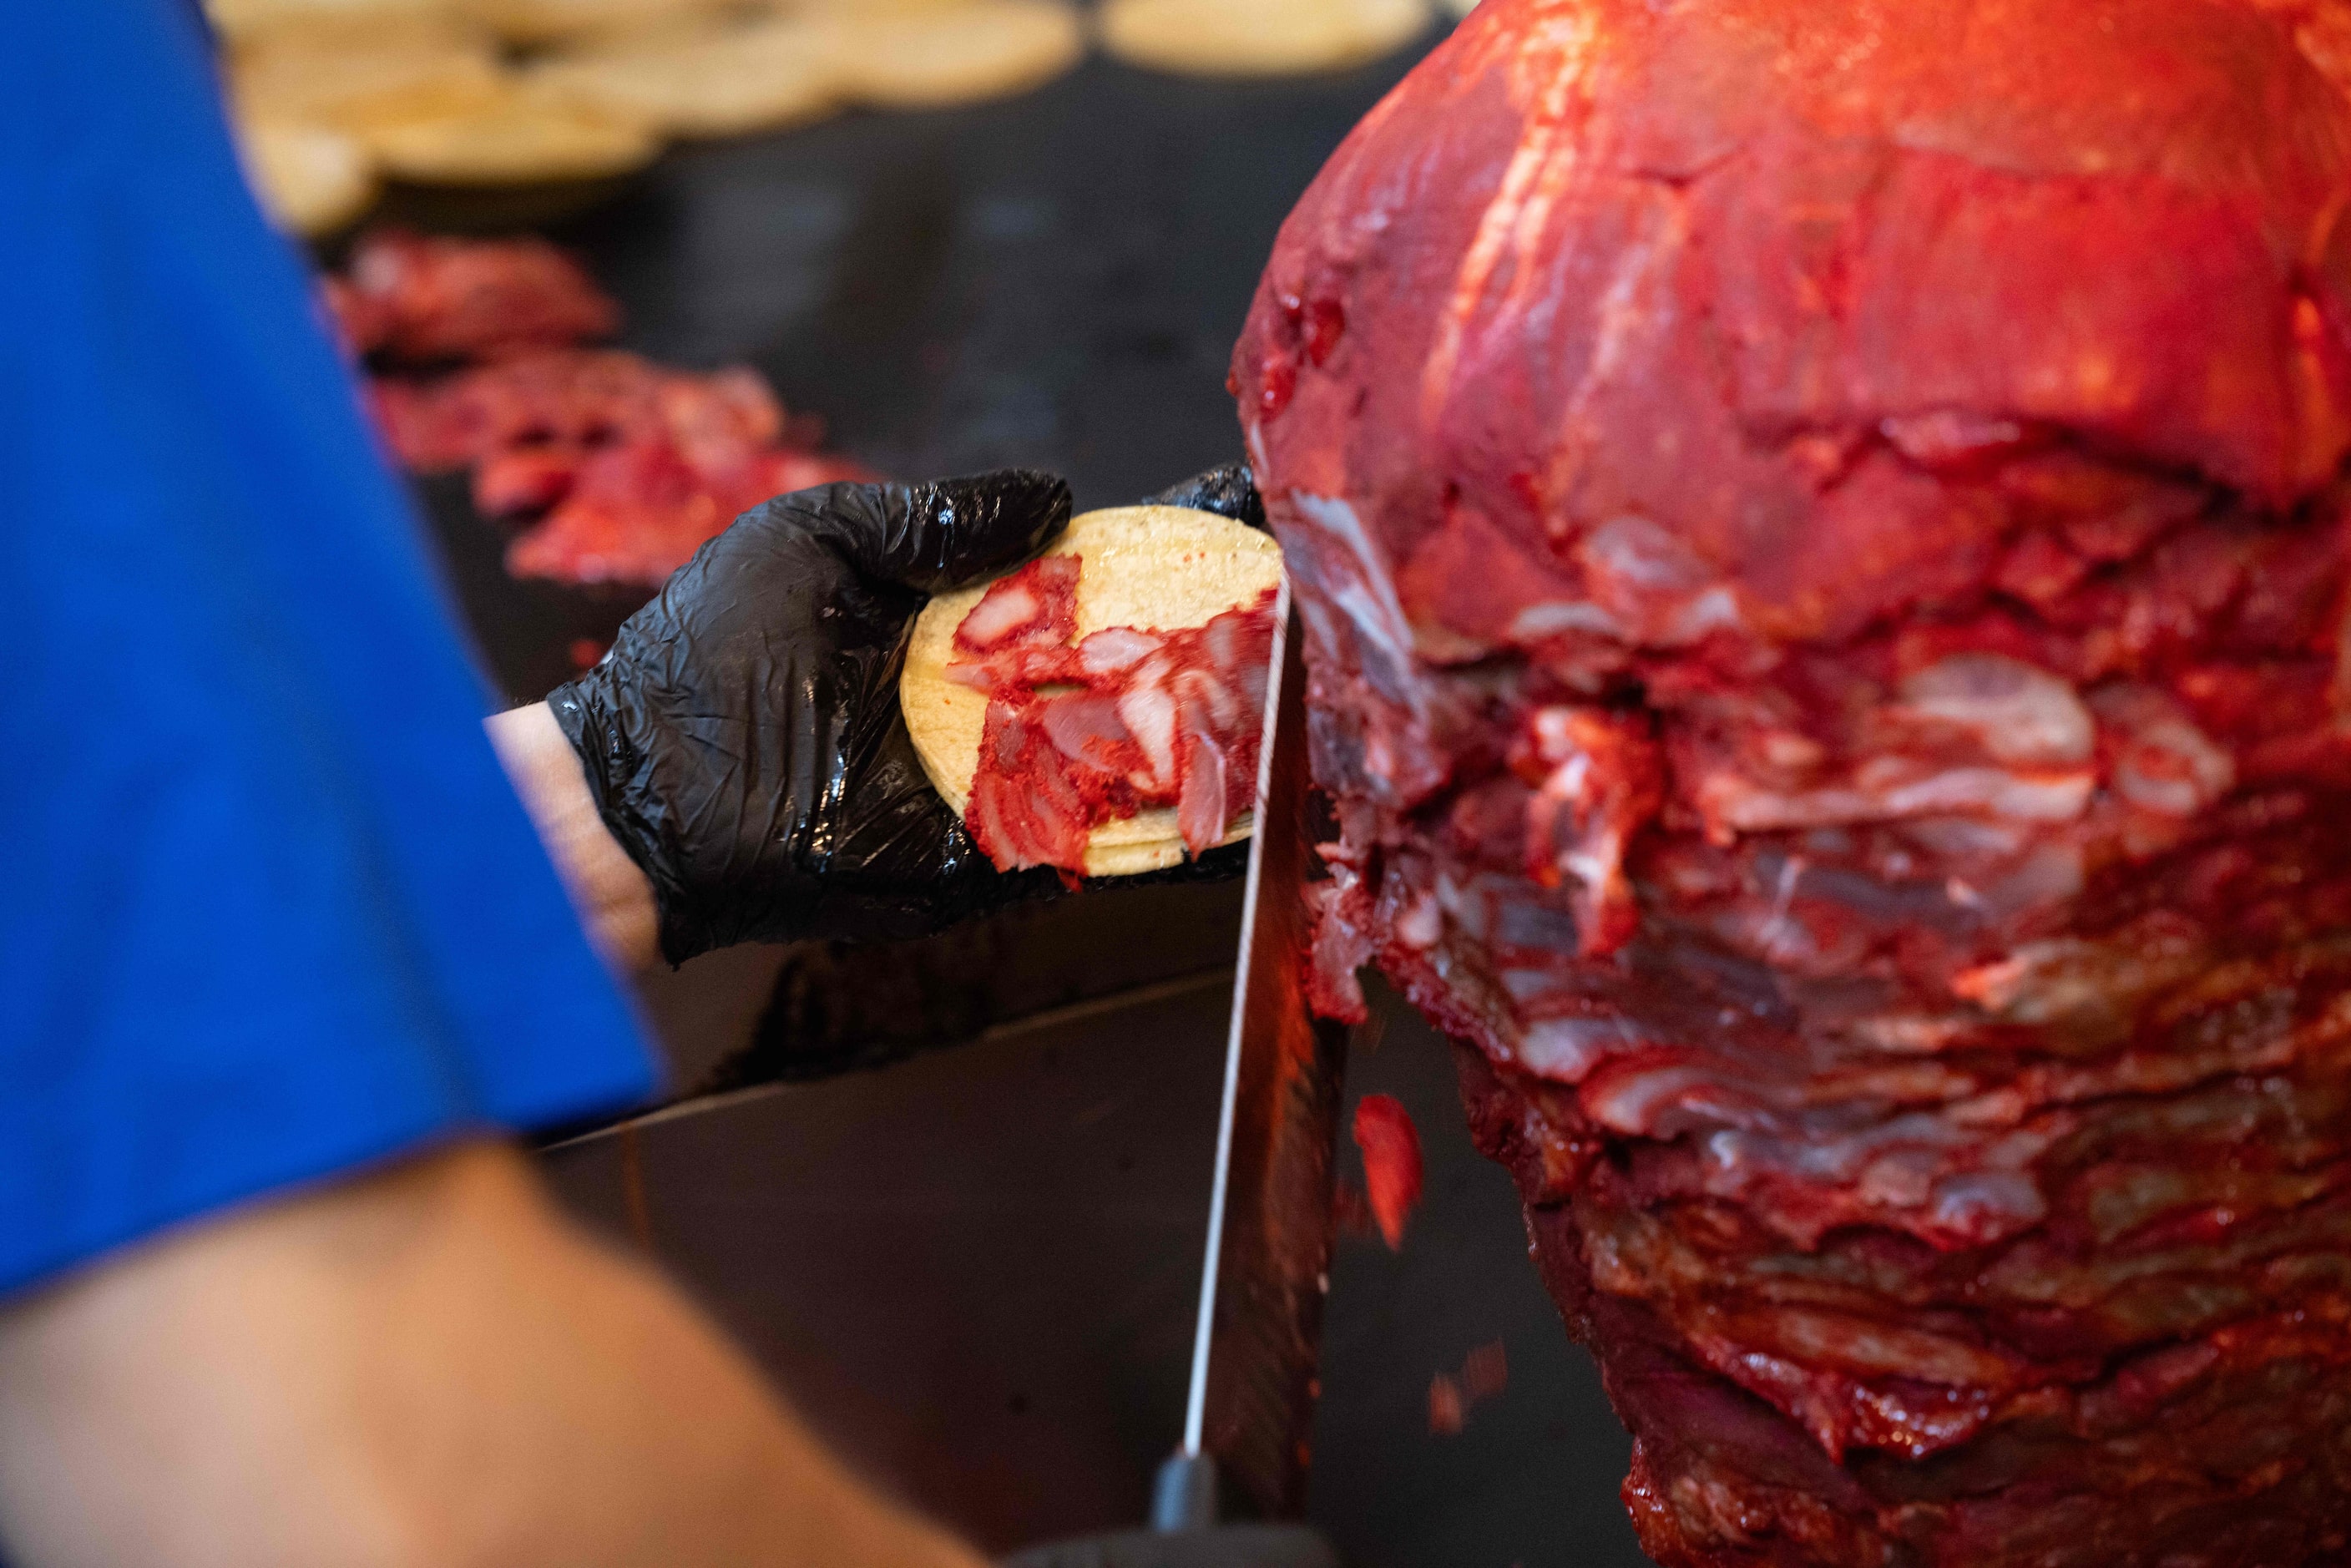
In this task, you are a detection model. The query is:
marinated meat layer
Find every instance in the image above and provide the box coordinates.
[1232,2,2351,1562]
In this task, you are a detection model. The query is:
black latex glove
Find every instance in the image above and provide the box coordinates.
[1144,461,1267,532]
[549,471,1071,964]
[1002,1526,1337,1568]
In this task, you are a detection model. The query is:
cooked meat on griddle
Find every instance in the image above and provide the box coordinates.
[1233,1,2351,1561]
[326,228,617,363]
[369,345,866,584]
[331,230,870,586]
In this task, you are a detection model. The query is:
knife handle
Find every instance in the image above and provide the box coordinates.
[1150,1451,1219,1532]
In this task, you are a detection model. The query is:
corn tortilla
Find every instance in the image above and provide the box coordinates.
[363,89,661,184]
[526,18,842,139]
[1100,0,1430,78]
[901,506,1283,878]
[458,0,730,44]
[814,0,1084,110]
[235,115,379,235]
[774,0,978,14]
[224,9,491,58]
[227,26,507,128]
[206,0,463,39]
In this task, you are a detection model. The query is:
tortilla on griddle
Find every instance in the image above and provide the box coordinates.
[901,505,1283,878]
[235,115,379,235]
[813,0,1084,109]
[205,0,463,38]
[1099,0,1430,77]
[458,0,728,45]
[361,87,661,185]
[526,17,842,139]
[226,19,507,128]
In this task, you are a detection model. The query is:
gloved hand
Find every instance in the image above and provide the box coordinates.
[1143,461,1267,531]
[549,470,1071,964]
[1002,1525,1337,1568]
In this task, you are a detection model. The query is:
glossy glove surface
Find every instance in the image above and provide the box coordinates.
[1143,462,1266,532]
[549,471,1071,963]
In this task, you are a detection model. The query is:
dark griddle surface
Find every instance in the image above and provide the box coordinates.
[417,48,1435,705]
[544,979,1653,1566]
[421,37,1654,1566]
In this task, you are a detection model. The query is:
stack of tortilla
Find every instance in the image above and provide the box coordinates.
[215,0,1449,239]
[215,0,1088,235]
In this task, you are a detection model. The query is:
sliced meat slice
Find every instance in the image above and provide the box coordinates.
[1115,668,1181,792]
[966,699,1096,877]
[1037,689,1142,781]
[1079,625,1163,677]
[953,555,1082,655]
[1175,726,1230,856]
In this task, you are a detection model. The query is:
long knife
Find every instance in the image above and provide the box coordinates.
[1152,580,1352,1528]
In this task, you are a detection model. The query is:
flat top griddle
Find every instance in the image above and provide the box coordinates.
[409,48,1429,706]
[397,36,1652,1566]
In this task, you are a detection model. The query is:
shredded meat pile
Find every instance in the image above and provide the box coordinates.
[1233,3,2351,1562]
[951,559,1277,877]
[330,230,870,586]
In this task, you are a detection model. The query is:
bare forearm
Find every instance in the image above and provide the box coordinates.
[0,1144,985,1568]
[487,702,662,974]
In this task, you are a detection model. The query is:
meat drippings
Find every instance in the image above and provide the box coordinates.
[953,565,1277,878]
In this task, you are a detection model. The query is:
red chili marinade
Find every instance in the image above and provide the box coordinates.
[1231,2,2351,1562]
[951,559,1278,880]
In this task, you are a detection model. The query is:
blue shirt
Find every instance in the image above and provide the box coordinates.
[0,4,659,1296]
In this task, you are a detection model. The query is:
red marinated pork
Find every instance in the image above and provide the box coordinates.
[326,229,619,363]
[372,347,870,586]
[335,231,874,588]
[1235,2,2351,1562]
[952,569,1279,876]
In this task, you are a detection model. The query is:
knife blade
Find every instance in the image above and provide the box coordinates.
[1154,580,1352,1528]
